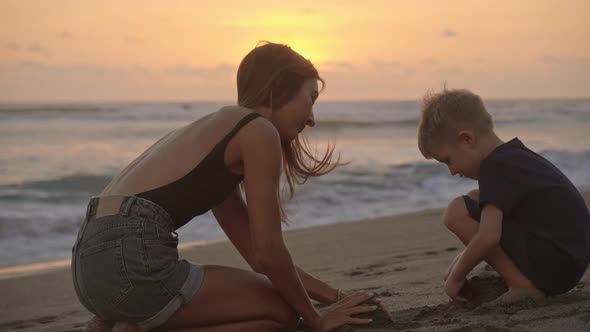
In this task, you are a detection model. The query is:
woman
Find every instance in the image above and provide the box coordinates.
[72,42,381,332]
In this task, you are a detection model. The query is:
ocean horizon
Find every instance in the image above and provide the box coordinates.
[1,98,589,267]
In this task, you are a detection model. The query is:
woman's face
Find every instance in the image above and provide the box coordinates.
[270,79,319,142]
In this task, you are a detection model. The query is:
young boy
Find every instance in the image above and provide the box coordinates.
[417,88,590,304]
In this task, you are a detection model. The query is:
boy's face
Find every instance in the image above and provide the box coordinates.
[430,131,483,180]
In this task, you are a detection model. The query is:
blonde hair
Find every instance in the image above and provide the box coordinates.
[417,88,493,158]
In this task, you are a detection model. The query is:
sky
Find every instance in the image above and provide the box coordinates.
[1,0,589,102]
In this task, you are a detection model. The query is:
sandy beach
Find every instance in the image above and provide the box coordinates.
[1,192,589,332]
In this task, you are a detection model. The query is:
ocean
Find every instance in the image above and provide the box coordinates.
[1,99,589,267]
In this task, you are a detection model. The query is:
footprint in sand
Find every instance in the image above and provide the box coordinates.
[432,317,461,326]
[366,263,386,269]
[424,247,459,256]
[345,262,409,278]
[345,262,388,277]
[0,315,58,330]
[410,280,427,285]
[350,286,381,292]
[348,288,400,298]
[378,290,401,297]
[449,324,512,332]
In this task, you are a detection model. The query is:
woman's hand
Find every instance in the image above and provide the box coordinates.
[309,292,378,332]
[337,290,393,323]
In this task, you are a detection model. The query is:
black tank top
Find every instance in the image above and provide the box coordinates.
[137,112,261,228]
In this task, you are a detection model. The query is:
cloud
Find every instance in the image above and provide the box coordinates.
[368,60,416,77]
[319,61,417,84]
[472,57,486,64]
[18,61,48,69]
[124,36,140,45]
[165,64,200,76]
[2,58,590,101]
[0,62,239,101]
[165,64,235,78]
[2,42,51,57]
[318,61,356,70]
[539,55,590,66]
[442,29,457,38]
[421,59,440,66]
[370,60,401,69]
[370,61,415,78]
[61,31,73,40]
[1,42,22,51]
[27,43,51,58]
[440,66,464,75]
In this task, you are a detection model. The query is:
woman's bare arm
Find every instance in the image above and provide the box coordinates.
[235,119,321,326]
[213,188,340,305]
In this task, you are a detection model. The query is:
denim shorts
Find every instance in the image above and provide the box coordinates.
[71,196,205,330]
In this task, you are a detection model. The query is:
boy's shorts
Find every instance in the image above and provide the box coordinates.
[462,195,584,296]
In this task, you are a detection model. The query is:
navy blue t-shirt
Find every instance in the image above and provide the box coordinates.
[478,138,590,269]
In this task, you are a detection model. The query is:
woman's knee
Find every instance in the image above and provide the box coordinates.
[270,302,299,331]
[249,319,298,332]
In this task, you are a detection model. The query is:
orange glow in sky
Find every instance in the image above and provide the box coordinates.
[1,0,589,101]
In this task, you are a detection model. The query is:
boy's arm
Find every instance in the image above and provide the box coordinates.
[446,204,503,301]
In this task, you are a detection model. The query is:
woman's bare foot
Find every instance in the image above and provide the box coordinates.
[444,251,463,281]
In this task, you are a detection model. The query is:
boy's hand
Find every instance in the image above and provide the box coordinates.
[445,276,467,303]
[444,251,463,281]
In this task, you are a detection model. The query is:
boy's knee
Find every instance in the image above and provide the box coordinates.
[443,196,468,230]
[466,189,480,201]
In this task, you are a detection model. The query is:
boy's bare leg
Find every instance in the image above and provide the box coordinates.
[85,316,113,332]
[443,191,545,303]
[111,322,141,332]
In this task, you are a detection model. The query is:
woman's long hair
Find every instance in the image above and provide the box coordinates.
[237,41,344,222]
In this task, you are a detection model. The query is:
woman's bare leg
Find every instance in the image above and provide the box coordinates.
[86,265,298,332]
[156,320,289,332]
[157,265,299,331]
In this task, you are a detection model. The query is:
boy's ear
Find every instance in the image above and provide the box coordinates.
[457,129,476,146]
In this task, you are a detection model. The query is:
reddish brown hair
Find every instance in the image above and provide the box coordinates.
[237,41,344,222]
